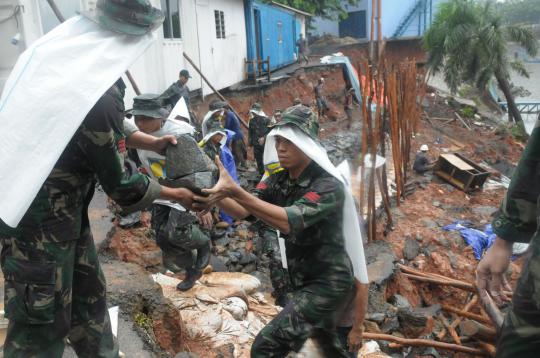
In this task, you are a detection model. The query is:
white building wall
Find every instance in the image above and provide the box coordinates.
[1,0,248,105]
[309,1,369,38]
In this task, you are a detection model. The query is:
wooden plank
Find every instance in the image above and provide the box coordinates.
[440,154,475,171]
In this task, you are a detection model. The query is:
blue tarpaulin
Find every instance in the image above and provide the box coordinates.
[443,221,496,260]
[220,130,239,225]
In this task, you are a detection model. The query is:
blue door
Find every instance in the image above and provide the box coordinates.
[339,10,367,39]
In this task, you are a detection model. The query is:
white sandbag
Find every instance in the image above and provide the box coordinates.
[0,16,155,227]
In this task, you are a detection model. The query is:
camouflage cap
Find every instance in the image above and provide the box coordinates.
[249,102,266,117]
[273,105,319,140]
[209,100,228,111]
[81,0,165,36]
[129,93,169,118]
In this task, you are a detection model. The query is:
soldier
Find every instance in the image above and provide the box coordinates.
[200,122,227,162]
[248,103,270,176]
[0,2,199,356]
[194,105,369,357]
[159,69,192,108]
[476,116,540,357]
[132,94,213,291]
[315,78,329,118]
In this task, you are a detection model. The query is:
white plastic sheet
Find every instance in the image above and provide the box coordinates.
[0,16,155,227]
[263,126,369,283]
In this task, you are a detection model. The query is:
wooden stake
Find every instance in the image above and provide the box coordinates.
[441,304,492,325]
[362,333,486,355]
[183,52,248,129]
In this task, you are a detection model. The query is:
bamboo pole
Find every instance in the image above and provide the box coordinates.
[362,333,487,355]
[46,0,142,95]
[438,295,479,341]
[183,52,249,129]
[441,304,492,325]
[438,314,461,344]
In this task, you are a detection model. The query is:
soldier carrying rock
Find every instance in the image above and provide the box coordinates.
[194,105,369,357]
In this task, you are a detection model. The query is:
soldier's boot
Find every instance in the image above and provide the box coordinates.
[177,268,203,291]
[194,241,211,272]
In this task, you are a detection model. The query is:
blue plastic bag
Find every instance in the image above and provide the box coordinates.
[443,221,496,260]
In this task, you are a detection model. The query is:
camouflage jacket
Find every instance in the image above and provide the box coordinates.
[0,86,161,239]
[248,115,270,147]
[253,162,354,289]
[493,120,540,243]
[159,81,190,108]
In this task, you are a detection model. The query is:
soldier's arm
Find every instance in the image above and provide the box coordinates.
[477,119,540,303]
[195,158,291,232]
[79,93,193,212]
[492,120,540,243]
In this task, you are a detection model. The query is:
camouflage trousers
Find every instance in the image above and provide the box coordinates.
[496,235,540,358]
[0,224,117,357]
[251,278,354,357]
[151,205,211,273]
[253,145,265,176]
[259,230,292,307]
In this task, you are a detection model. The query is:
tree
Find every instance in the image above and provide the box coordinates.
[423,0,538,123]
[269,0,360,20]
[496,0,540,26]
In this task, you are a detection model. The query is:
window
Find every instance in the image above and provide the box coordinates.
[161,0,181,39]
[214,10,225,39]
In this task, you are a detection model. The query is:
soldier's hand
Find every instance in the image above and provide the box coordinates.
[194,156,238,211]
[347,325,364,352]
[161,187,195,210]
[198,212,213,230]
[258,137,266,146]
[476,237,513,305]
[154,135,178,155]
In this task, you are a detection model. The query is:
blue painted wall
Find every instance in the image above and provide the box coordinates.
[310,0,443,39]
[244,0,300,71]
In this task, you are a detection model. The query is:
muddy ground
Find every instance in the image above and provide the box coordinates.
[34,47,526,357]
[98,75,528,357]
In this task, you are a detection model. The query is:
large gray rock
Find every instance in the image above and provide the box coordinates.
[162,134,217,194]
[403,237,421,261]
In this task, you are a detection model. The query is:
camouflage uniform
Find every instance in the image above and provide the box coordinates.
[248,114,270,176]
[491,119,540,358]
[250,162,355,358]
[131,94,211,283]
[0,85,161,357]
[159,80,190,108]
[253,223,292,307]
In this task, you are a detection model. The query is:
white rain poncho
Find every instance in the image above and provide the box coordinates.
[263,126,369,283]
[0,16,155,227]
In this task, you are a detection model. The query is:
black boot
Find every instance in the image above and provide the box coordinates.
[194,242,211,272]
[176,269,202,291]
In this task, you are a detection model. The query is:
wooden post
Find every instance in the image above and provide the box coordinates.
[183,52,249,129]
[267,56,271,82]
[46,0,141,95]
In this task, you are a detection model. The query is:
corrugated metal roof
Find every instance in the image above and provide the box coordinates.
[270,1,312,17]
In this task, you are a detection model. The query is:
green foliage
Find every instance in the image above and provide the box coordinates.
[423,0,538,94]
[510,121,528,142]
[460,106,475,118]
[495,0,540,25]
[267,0,360,20]
[134,312,152,330]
